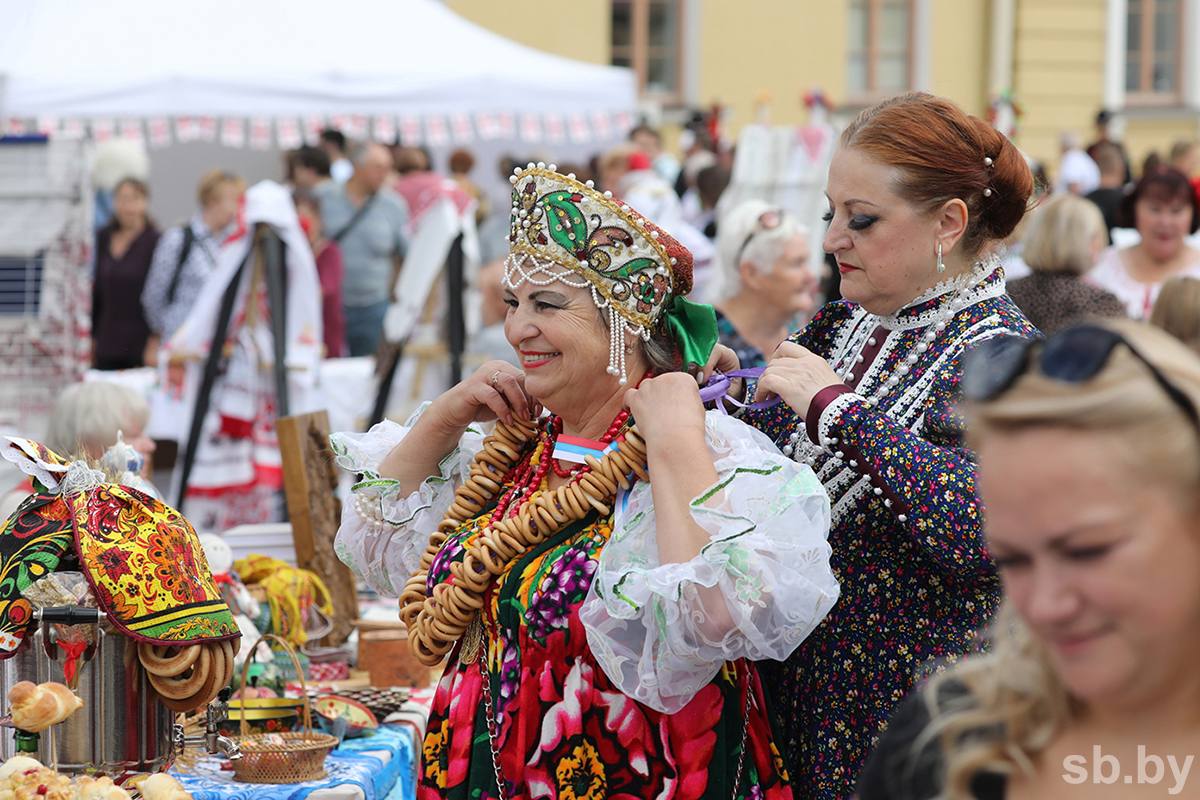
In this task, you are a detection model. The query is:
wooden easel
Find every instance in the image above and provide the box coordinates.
[277,410,358,647]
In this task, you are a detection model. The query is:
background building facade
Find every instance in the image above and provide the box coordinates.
[448,0,1200,182]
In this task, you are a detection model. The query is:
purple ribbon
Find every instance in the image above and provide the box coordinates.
[698,368,781,414]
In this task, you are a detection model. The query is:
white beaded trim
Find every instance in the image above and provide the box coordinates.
[503,251,648,385]
[783,278,967,467]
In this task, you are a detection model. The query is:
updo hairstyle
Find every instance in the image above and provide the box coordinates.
[711,200,808,302]
[1116,167,1200,233]
[839,92,1035,259]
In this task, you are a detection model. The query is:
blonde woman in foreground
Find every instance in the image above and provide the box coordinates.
[857,319,1200,799]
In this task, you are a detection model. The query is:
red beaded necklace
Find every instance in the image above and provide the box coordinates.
[490,408,633,521]
[491,372,653,520]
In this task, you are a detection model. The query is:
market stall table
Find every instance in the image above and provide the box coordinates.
[172,724,416,800]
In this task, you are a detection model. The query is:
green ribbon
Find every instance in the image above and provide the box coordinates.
[663,295,718,371]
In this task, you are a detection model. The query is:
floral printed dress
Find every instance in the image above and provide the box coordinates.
[333,410,840,800]
[741,262,1038,800]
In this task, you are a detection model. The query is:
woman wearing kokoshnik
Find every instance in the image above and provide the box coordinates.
[332,163,840,800]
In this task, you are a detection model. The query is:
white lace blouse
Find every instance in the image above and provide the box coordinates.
[331,406,840,713]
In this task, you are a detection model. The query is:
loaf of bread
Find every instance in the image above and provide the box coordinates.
[7,681,83,733]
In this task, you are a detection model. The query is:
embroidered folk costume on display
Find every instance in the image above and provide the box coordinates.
[334,166,839,800]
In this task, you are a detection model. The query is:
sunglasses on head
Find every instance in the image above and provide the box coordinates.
[733,209,783,267]
[962,324,1200,430]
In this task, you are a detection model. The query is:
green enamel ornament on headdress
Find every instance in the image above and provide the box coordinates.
[505,163,715,380]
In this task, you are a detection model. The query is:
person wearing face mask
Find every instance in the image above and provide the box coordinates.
[140,169,246,362]
[711,201,819,368]
[859,320,1200,800]
[738,92,1039,800]
[1086,167,1200,320]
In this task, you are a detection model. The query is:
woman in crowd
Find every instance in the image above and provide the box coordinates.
[0,381,156,520]
[333,166,839,799]
[140,169,246,357]
[739,92,1038,800]
[859,320,1200,799]
[711,201,819,369]
[1087,167,1200,319]
[294,191,346,358]
[92,178,160,369]
[1007,193,1125,335]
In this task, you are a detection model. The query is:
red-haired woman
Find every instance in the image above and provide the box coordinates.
[740,93,1039,800]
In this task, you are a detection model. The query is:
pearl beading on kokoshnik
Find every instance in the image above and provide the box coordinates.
[506,162,677,386]
[781,263,986,499]
[503,251,648,387]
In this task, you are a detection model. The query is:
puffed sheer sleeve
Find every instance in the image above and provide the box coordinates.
[580,411,840,714]
[330,404,487,596]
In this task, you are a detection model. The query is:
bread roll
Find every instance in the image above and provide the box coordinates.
[0,755,42,783]
[71,775,131,799]
[8,681,83,733]
[128,774,192,800]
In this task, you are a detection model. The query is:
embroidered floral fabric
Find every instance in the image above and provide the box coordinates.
[332,410,837,799]
[741,263,1039,800]
[0,440,238,653]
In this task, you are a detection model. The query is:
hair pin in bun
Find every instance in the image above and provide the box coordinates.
[984,156,995,168]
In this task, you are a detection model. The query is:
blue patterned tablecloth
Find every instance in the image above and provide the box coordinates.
[173,725,415,800]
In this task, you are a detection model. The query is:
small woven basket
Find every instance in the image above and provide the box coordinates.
[231,634,339,784]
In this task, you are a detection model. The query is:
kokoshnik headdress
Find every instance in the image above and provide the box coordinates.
[504,163,716,383]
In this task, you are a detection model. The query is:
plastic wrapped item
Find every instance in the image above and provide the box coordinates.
[99,432,160,500]
[20,574,99,686]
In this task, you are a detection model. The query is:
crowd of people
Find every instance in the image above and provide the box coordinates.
[328,93,1200,800]
[71,93,1200,799]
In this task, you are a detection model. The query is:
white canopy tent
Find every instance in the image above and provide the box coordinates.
[0,0,636,147]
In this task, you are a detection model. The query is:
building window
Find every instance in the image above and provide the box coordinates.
[847,0,913,98]
[611,1,682,102]
[1125,0,1182,102]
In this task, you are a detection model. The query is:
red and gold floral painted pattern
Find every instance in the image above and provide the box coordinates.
[0,494,75,653]
[70,485,237,644]
[418,494,792,800]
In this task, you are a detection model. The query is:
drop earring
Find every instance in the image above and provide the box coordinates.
[936,243,945,274]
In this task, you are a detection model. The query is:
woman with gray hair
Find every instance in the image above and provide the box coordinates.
[0,382,156,519]
[711,201,819,368]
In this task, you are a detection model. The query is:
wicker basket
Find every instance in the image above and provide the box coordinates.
[231,634,339,784]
